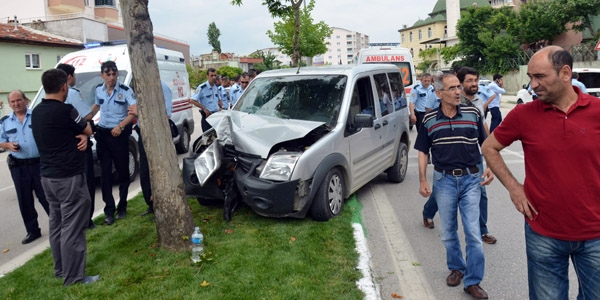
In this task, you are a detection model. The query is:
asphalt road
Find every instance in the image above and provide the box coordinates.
[359,99,579,300]
[0,109,204,275]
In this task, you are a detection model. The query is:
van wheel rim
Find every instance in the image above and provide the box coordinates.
[328,174,343,214]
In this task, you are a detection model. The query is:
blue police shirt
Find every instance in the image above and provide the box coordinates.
[425,92,440,110]
[218,85,229,109]
[477,84,494,105]
[0,109,40,159]
[571,79,587,93]
[65,87,92,118]
[487,82,505,109]
[161,80,173,117]
[191,81,220,112]
[410,83,434,112]
[229,83,243,107]
[95,81,136,128]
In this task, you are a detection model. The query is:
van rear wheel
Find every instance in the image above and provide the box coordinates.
[310,168,345,221]
[387,142,408,183]
[176,126,190,154]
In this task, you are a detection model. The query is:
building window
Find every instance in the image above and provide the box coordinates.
[57,55,63,63]
[336,35,340,39]
[401,34,405,44]
[84,0,90,6]
[25,54,40,69]
[409,32,413,42]
[428,27,432,38]
[95,0,115,6]
[418,29,422,40]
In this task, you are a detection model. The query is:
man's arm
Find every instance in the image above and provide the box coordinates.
[418,151,431,198]
[481,133,537,220]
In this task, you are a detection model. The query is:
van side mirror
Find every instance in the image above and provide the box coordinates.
[522,84,527,89]
[353,114,374,128]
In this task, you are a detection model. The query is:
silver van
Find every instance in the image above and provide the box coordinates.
[182,64,411,221]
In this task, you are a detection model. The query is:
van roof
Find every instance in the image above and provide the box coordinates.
[257,64,400,78]
[59,44,185,73]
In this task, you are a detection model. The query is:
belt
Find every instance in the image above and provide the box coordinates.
[8,155,40,168]
[434,165,479,177]
[96,126,113,132]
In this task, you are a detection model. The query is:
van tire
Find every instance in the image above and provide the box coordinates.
[517,99,524,104]
[310,168,345,221]
[113,139,139,183]
[387,142,408,183]
[176,126,190,154]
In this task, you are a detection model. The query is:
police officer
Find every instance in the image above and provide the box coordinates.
[216,75,230,110]
[90,60,137,225]
[230,73,249,107]
[0,90,50,244]
[57,63,97,229]
[410,73,434,132]
[189,68,222,132]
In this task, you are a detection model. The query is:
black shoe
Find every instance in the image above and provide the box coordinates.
[139,209,154,216]
[82,275,100,284]
[116,211,127,220]
[88,222,96,230]
[22,232,42,244]
[104,215,114,225]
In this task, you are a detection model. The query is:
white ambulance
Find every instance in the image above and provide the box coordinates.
[352,43,417,94]
[30,43,195,181]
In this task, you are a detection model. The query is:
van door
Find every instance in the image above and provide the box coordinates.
[345,76,385,190]
[373,72,399,170]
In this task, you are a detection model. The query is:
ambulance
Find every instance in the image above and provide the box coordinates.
[30,42,195,181]
[352,43,417,94]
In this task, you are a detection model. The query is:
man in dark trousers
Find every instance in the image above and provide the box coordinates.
[31,69,99,285]
[0,90,49,244]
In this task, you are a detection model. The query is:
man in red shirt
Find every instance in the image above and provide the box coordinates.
[482,46,600,299]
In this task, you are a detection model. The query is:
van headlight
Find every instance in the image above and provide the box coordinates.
[193,142,221,186]
[259,152,301,181]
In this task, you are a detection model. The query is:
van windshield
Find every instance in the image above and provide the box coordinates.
[235,75,347,127]
[31,71,128,110]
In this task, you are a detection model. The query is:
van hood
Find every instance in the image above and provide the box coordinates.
[207,111,325,158]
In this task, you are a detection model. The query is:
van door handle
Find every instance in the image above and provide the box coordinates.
[374,123,381,130]
[382,120,388,126]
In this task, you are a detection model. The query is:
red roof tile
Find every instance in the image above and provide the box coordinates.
[0,23,82,48]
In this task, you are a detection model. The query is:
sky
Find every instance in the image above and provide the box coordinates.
[147,0,439,57]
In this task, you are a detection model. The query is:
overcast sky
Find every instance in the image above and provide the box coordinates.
[147,0,439,56]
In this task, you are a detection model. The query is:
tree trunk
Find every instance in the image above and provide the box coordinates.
[120,0,194,251]
[291,0,302,67]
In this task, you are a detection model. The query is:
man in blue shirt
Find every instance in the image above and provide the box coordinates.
[415,73,493,299]
[410,73,434,132]
[57,63,96,230]
[571,72,587,94]
[91,60,137,225]
[190,68,222,132]
[487,74,506,132]
[0,90,49,244]
[230,73,250,107]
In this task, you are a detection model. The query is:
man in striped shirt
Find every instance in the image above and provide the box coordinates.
[415,73,493,299]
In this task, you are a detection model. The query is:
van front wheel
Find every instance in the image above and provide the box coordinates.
[310,168,345,221]
[176,126,190,154]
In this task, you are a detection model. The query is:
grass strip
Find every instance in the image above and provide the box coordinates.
[0,194,364,300]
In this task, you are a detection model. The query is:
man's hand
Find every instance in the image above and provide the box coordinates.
[509,184,538,221]
[111,126,122,137]
[480,167,494,186]
[76,134,88,151]
[419,180,432,198]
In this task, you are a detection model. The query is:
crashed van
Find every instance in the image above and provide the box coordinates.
[182,64,411,221]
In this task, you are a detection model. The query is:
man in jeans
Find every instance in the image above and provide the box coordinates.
[416,73,493,299]
[483,46,600,299]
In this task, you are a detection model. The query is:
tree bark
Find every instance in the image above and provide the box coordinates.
[120,0,194,251]
[291,0,302,67]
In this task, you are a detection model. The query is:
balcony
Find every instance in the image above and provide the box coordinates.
[94,6,119,22]
[490,0,516,8]
[48,0,85,13]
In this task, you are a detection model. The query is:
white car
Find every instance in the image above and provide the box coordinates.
[516,83,534,104]
[573,68,600,97]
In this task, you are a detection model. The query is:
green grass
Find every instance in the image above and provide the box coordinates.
[0,195,364,300]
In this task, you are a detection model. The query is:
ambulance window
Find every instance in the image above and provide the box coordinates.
[388,72,407,111]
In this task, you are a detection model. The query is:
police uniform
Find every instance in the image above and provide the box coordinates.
[410,83,435,131]
[94,81,136,221]
[229,82,243,107]
[218,85,229,109]
[192,81,220,131]
[65,86,95,228]
[0,109,49,241]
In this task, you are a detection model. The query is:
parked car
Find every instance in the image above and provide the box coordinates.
[573,68,600,97]
[516,82,534,104]
[182,64,411,221]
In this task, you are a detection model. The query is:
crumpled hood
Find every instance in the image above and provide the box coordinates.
[207,110,324,158]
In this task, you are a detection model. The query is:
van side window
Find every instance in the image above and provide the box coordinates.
[374,73,392,116]
[388,72,408,111]
[356,77,375,117]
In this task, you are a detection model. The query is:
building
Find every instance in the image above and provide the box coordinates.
[0,0,190,63]
[0,22,83,100]
[315,27,370,65]
[398,0,490,72]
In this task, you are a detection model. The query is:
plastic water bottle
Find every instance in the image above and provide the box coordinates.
[191,227,204,263]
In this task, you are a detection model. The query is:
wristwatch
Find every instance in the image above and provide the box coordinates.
[119,125,125,131]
